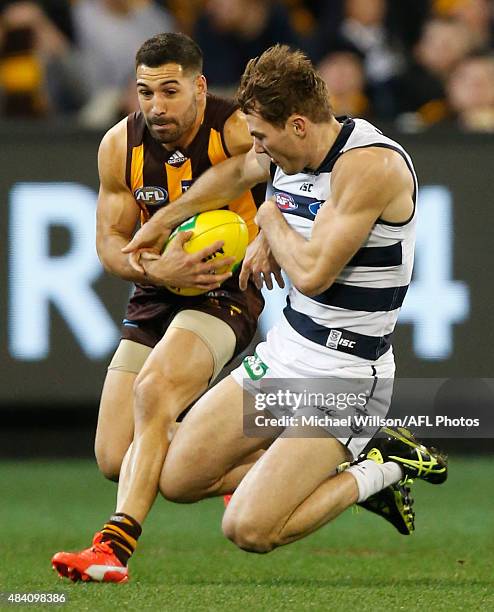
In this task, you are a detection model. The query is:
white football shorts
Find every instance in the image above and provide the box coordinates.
[231,317,396,459]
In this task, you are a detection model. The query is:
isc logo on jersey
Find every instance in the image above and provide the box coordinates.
[326,330,356,350]
[134,186,168,205]
[275,192,298,211]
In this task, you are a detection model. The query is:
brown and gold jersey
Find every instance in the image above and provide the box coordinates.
[125,94,264,242]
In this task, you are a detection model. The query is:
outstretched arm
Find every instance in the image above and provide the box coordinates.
[122,131,270,257]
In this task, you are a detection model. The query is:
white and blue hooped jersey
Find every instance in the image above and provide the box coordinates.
[267,117,417,362]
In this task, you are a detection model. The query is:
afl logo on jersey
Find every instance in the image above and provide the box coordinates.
[308,201,323,216]
[275,192,298,211]
[134,186,168,206]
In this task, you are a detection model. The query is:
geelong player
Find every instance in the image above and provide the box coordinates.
[134,46,448,550]
[52,45,446,581]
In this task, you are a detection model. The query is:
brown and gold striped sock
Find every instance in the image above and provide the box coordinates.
[100,513,142,566]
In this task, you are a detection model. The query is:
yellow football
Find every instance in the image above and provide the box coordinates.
[164,210,249,296]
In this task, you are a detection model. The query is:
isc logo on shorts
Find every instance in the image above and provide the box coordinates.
[243,354,268,380]
[327,330,356,350]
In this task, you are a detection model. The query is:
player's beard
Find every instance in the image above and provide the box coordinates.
[147,97,198,146]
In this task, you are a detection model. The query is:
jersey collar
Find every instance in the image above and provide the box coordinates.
[304,116,355,175]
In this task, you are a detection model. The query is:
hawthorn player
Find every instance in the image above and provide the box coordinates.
[52,32,275,582]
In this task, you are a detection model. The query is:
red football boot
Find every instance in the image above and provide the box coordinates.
[52,532,128,583]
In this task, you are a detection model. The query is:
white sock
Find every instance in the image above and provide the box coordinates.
[346,460,404,503]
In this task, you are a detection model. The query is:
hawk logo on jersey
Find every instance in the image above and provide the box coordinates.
[308,201,323,217]
[167,150,188,167]
[275,192,298,211]
[134,186,168,205]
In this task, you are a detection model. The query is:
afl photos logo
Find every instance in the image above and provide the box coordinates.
[134,186,168,206]
[275,192,298,211]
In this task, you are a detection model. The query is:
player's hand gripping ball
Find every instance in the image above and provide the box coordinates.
[164,210,249,296]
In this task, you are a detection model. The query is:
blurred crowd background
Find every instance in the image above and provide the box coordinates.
[1,1,492,457]
[0,0,492,132]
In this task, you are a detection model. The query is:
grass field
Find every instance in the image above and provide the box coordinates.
[0,457,493,611]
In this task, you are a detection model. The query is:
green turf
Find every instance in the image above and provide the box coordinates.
[0,458,492,611]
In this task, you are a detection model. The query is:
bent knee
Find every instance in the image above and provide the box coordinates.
[95,450,124,482]
[159,476,201,503]
[134,358,203,402]
[133,364,204,422]
[160,447,223,502]
[159,465,215,503]
[222,512,275,554]
[94,432,128,482]
[133,370,167,404]
[132,371,178,424]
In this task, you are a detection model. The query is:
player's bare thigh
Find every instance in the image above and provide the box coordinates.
[132,309,238,423]
[95,339,152,480]
[222,432,353,552]
[96,310,237,479]
[160,375,279,501]
[133,326,214,423]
